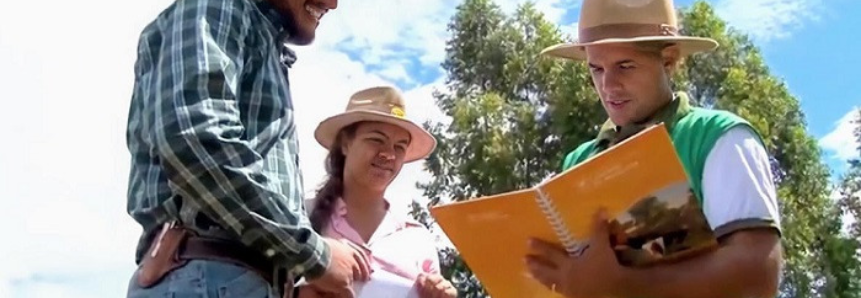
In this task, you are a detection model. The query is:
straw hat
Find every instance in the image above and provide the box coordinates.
[314,86,436,162]
[540,0,719,60]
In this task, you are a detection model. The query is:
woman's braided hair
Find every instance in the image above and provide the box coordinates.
[309,122,361,232]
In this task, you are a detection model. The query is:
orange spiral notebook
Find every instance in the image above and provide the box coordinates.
[429,124,718,298]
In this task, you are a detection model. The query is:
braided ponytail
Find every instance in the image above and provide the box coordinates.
[309,123,360,232]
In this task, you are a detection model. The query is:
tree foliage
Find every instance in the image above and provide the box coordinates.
[837,109,861,240]
[415,0,861,297]
[828,109,861,298]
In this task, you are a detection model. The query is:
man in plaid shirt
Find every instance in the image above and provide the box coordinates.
[124,0,371,297]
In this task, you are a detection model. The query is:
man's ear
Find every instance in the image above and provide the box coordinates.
[661,44,681,73]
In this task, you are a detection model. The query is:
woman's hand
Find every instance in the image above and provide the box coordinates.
[415,273,457,298]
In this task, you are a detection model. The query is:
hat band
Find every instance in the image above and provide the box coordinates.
[579,23,678,43]
[344,103,407,119]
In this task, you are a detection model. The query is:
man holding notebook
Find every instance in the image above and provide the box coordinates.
[524,0,783,297]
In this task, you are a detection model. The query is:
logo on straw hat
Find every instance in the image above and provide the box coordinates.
[391,106,405,118]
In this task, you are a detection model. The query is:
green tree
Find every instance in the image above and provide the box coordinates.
[827,108,861,298]
[837,109,861,240]
[415,0,859,297]
[419,1,589,295]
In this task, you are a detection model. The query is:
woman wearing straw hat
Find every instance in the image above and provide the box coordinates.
[298,86,457,298]
[524,0,783,297]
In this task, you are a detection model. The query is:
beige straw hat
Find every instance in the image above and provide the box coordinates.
[314,86,436,162]
[540,0,719,60]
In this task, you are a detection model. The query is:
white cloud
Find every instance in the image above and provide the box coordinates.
[715,0,823,42]
[312,0,460,68]
[0,0,574,296]
[820,107,860,162]
[559,21,579,40]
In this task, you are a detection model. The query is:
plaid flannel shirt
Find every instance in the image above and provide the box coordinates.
[125,0,329,279]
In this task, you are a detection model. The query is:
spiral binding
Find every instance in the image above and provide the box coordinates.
[535,188,585,256]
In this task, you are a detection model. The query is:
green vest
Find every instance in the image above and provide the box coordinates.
[561,103,761,205]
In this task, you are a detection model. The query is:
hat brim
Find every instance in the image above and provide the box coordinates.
[540,36,719,60]
[314,111,437,162]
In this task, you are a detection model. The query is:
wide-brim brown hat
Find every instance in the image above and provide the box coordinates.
[314,86,437,162]
[540,0,719,60]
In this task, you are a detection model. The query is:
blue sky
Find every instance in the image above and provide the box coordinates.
[0,0,857,297]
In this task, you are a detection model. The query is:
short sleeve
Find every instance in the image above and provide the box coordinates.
[701,126,782,239]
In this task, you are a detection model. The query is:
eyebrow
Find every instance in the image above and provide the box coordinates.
[617,59,635,66]
[588,59,635,69]
[369,130,410,144]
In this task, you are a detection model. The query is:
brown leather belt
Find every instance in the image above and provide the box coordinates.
[180,236,276,283]
[180,235,295,297]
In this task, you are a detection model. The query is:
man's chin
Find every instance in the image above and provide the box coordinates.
[286,30,316,45]
[608,115,633,127]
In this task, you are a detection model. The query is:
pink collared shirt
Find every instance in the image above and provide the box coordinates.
[321,198,441,281]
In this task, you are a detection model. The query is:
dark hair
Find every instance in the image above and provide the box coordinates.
[634,41,675,56]
[309,122,361,232]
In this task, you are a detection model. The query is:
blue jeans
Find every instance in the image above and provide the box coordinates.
[127,260,279,298]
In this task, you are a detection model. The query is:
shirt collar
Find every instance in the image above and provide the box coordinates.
[252,0,298,67]
[333,197,394,219]
[595,91,692,148]
[331,198,424,241]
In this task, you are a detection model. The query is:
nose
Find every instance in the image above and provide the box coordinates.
[601,70,623,94]
[319,0,337,10]
[378,146,396,160]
